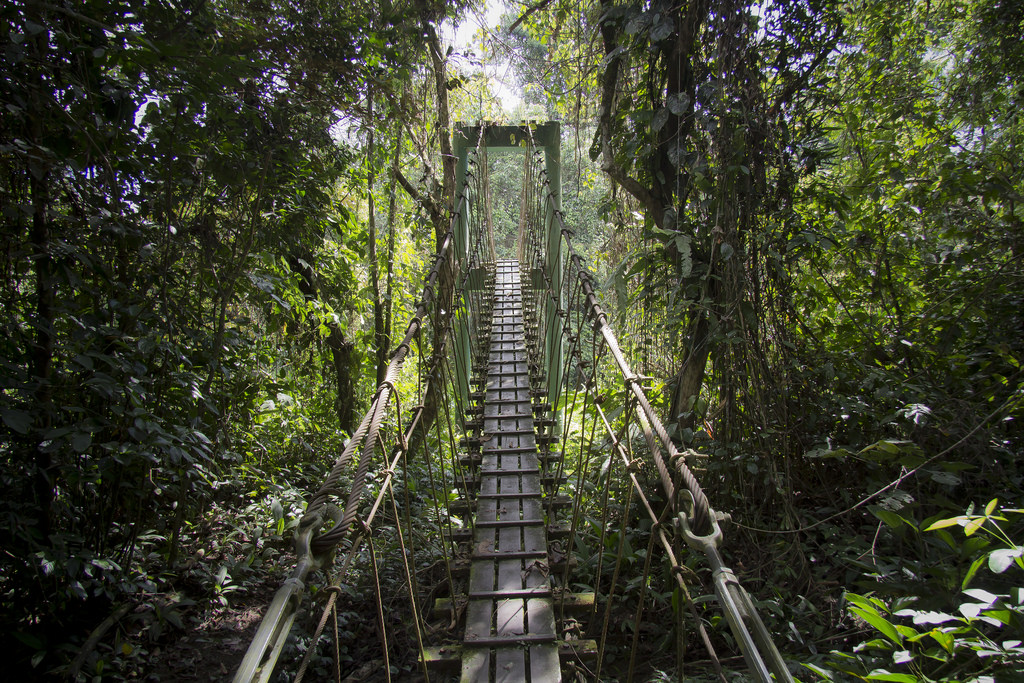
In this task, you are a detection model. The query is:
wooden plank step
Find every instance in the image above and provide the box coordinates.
[468,588,551,599]
[464,633,556,646]
[432,593,594,621]
[450,495,572,515]
[477,467,540,475]
[474,518,544,528]
[457,473,566,491]
[421,640,599,671]
[472,550,548,560]
[460,450,560,467]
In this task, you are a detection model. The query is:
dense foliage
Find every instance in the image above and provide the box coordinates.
[0,0,465,676]
[506,0,1023,679]
[0,0,1021,680]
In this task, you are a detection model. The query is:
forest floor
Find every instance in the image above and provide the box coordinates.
[144,591,269,681]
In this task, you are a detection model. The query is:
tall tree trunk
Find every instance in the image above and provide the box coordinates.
[384,125,403,363]
[26,13,55,535]
[328,327,357,433]
[368,93,387,386]
[289,254,358,434]
[669,283,715,432]
[409,10,460,461]
[423,19,456,225]
[29,170,54,538]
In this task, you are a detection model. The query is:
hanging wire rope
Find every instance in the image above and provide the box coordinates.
[234,130,494,683]
[238,121,794,683]
[515,123,794,683]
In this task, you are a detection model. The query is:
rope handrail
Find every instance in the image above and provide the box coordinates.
[517,126,794,682]
[233,121,795,683]
[233,135,489,681]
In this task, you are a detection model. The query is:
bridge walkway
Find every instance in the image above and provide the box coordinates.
[458,259,560,682]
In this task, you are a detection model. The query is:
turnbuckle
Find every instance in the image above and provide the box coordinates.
[676,499,795,683]
[233,506,343,683]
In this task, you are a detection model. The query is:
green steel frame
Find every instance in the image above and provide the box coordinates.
[452,121,563,409]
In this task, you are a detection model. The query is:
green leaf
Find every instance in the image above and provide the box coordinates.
[964,588,998,605]
[71,432,92,453]
[675,235,692,278]
[959,602,983,619]
[929,629,954,653]
[985,498,999,516]
[877,440,902,454]
[652,107,669,132]
[963,555,987,589]
[982,608,1014,626]
[851,606,903,645]
[925,516,966,531]
[845,593,882,611]
[894,609,957,625]
[1,409,32,434]
[867,670,917,682]
[666,92,690,115]
[989,547,1023,573]
[805,446,851,459]
[964,516,985,536]
[929,470,961,486]
[801,663,834,679]
[870,507,906,529]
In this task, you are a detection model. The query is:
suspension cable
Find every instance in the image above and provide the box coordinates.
[517,124,794,683]
[234,134,492,683]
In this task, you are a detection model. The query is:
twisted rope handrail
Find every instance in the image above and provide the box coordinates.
[520,124,793,682]
[234,130,491,683]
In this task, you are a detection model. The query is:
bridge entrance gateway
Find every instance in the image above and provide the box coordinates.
[234,122,793,683]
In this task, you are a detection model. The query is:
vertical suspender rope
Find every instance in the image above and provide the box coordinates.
[534,179,795,682]
[234,160,483,682]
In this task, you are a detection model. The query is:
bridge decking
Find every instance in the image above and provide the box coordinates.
[461,259,561,683]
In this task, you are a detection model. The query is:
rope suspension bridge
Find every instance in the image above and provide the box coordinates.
[233,122,793,683]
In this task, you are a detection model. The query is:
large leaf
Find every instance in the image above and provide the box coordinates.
[989,548,1023,574]
[867,670,917,682]
[1,409,32,435]
[849,602,903,645]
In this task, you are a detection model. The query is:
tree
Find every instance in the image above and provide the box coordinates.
[0,0,446,673]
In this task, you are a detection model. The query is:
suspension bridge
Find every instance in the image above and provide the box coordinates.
[233,122,792,683]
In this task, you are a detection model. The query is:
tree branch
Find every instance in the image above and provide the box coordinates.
[768,31,842,118]
[596,0,666,229]
[508,0,554,33]
[395,168,444,226]
[602,160,664,227]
